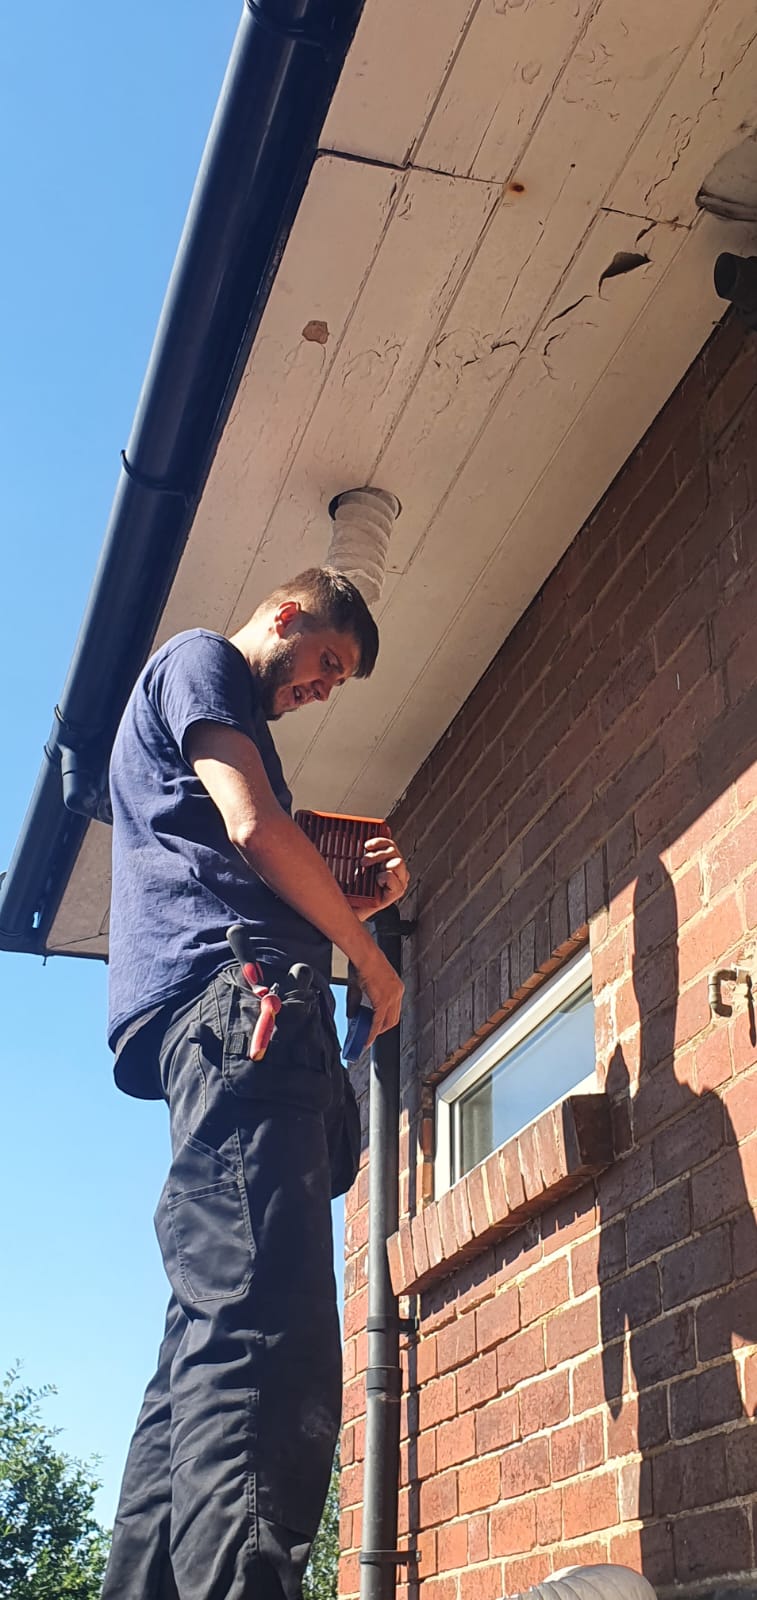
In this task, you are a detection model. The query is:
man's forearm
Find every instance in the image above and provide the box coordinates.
[235,810,377,969]
[188,722,403,1037]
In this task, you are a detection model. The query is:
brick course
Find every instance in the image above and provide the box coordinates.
[340,316,757,1599]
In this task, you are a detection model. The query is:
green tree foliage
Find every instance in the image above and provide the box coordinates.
[0,1369,110,1600]
[303,1443,341,1600]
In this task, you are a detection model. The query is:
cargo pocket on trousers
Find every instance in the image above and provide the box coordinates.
[166,1133,253,1302]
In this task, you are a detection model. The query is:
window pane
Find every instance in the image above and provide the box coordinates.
[455,980,594,1181]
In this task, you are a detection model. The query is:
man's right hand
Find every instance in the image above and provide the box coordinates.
[354,942,405,1048]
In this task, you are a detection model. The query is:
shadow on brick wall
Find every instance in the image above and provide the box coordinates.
[599,858,757,1591]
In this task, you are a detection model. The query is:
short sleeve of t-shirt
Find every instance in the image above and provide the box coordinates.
[150,632,255,763]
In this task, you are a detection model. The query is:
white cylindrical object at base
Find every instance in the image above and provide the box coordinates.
[512,1565,657,1600]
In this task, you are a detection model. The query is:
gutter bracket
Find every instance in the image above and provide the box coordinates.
[120,450,192,507]
[244,0,343,50]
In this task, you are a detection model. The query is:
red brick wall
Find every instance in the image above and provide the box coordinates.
[340,315,757,1598]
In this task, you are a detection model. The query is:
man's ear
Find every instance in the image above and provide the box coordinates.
[273,599,300,636]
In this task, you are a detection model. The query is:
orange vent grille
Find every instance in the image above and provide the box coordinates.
[294,809,387,910]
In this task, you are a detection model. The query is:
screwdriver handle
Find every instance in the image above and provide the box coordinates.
[226,922,251,967]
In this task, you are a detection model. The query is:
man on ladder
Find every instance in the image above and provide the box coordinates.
[100,568,409,1600]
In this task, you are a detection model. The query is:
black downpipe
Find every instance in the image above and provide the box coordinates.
[0,0,362,954]
[714,252,757,331]
[360,907,413,1600]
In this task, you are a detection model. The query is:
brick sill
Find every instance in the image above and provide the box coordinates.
[387,1095,613,1297]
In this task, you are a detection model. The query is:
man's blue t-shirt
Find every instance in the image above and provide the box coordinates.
[108,629,331,1053]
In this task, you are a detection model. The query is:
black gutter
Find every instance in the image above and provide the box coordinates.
[0,0,363,955]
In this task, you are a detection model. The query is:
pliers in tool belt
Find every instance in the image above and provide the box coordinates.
[226,923,313,1061]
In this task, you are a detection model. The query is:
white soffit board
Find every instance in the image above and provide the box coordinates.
[608,0,757,224]
[50,820,111,958]
[320,0,480,167]
[48,0,757,955]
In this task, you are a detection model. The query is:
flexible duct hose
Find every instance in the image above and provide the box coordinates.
[326,487,400,605]
[513,1566,657,1600]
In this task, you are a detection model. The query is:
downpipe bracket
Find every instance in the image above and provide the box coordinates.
[359,1550,419,1568]
[366,1314,419,1339]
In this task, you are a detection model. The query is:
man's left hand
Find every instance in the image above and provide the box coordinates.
[361,835,410,911]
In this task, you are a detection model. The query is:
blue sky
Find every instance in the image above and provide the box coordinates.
[1,2,344,1525]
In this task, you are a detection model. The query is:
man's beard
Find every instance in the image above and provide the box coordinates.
[257,636,299,720]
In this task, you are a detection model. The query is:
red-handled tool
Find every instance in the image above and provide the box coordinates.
[226,924,315,1061]
[226,922,283,1060]
[250,988,282,1060]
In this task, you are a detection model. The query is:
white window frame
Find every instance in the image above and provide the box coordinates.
[435,948,594,1197]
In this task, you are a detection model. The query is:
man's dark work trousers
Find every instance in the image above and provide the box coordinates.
[101,966,346,1600]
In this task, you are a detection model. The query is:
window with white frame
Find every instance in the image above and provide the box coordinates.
[435,949,596,1195]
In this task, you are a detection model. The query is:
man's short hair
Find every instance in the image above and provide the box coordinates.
[264,568,379,678]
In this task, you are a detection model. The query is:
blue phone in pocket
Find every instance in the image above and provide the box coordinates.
[343,1004,373,1063]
